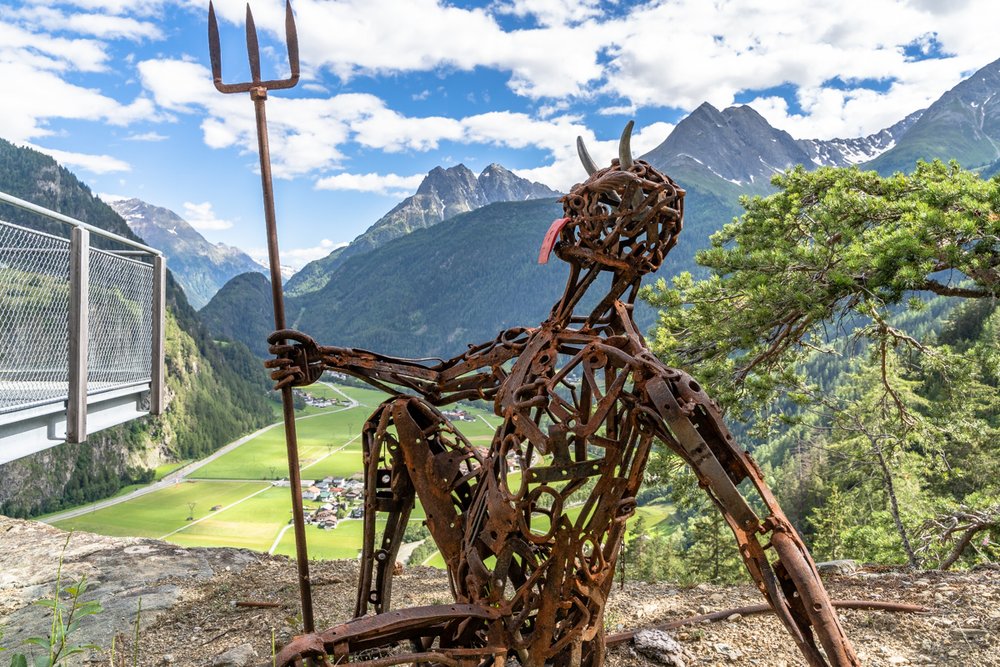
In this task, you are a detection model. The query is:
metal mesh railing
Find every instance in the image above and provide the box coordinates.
[0,190,164,452]
[88,249,155,392]
[0,220,71,413]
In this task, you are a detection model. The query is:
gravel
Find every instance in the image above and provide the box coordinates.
[2,516,998,666]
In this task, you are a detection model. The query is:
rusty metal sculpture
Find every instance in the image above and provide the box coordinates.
[265,122,861,666]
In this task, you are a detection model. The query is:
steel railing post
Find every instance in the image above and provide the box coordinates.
[150,254,166,415]
[67,227,89,443]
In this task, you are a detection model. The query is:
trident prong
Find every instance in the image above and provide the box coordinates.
[208,0,299,94]
[205,0,313,639]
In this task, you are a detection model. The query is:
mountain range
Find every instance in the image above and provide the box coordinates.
[199,56,1000,361]
[285,163,558,296]
[109,198,266,310]
[642,102,923,188]
[868,58,1000,174]
[3,55,1000,517]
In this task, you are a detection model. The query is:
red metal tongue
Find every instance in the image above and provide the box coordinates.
[539,217,571,264]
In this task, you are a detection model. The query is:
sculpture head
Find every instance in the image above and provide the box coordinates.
[539,121,685,277]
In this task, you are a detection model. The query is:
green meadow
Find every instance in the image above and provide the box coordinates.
[53,382,503,566]
[51,380,676,569]
[193,383,390,481]
[53,481,271,539]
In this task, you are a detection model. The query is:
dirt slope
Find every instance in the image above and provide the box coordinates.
[2,516,997,666]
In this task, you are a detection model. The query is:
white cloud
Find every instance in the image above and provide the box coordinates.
[514,120,674,191]
[137,58,382,177]
[745,57,968,139]
[247,238,348,270]
[597,104,637,117]
[10,6,162,40]
[9,0,999,171]
[135,53,680,191]
[0,61,157,142]
[198,0,1000,141]
[97,192,130,203]
[26,143,131,173]
[350,109,463,152]
[493,0,605,27]
[0,6,165,170]
[537,99,570,118]
[315,172,425,196]
[25,0,174,16]
[597,0,1000,138]
[207,0,608,100]
[125,131,168,141]
[182,201,235,231]
[0,20,110,72]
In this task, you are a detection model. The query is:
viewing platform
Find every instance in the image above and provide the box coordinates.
[0,191,165,465]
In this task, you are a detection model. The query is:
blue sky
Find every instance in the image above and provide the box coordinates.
[1,0,997,269]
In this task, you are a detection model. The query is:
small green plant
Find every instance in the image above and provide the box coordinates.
[130,598,141,667]
[8,533,103,666]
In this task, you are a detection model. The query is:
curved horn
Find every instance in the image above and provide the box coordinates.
[576,136,599,176]
[618,120,635,170]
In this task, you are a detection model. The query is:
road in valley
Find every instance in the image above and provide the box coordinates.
[41,383,360,523]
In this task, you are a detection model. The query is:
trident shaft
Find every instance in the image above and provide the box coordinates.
[207,0,314,634]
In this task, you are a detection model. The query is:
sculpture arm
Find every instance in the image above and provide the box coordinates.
[639,365,859,666]
[265,328,530,406]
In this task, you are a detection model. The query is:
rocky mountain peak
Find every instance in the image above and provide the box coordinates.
[285,161,559,296]
[417,164,478,194]
[109,197,265,309]
[642,102,812,185]
[111,198,200,244]
[799,110,925,167]
[416,164,487,216]
[868,56,1000,174]
[477,162,560,202]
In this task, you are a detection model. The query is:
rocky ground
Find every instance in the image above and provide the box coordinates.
[2,516,998,666]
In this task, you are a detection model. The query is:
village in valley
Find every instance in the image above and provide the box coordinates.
[283,397,516,533]
[287,475,366,530]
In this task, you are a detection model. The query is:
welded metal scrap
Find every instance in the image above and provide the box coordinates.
[266,123,861,667]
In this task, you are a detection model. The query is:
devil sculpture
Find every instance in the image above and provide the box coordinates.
[267,122,859,667]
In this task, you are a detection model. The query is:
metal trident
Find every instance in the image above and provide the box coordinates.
[207,0,314,635]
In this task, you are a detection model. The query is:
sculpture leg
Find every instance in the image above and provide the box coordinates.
[645,373,859,667]
[355,396,484,618]
[355,401,416,617]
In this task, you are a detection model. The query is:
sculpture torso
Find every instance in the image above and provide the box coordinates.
[447,305,673,661]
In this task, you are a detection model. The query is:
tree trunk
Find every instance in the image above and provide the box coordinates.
[939,522,993,570]
[871,439,918,568]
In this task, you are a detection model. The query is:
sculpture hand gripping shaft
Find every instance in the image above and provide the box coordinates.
[265,121,861,666]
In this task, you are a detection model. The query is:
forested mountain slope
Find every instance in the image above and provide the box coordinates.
[286,163,558,296]
[0,140,272,517]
